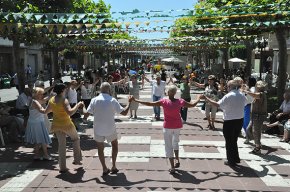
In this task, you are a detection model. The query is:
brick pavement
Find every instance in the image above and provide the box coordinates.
[1,81,290,192]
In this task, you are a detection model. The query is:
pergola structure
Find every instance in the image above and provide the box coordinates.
[0,2,289,52]
[0,2,289,94]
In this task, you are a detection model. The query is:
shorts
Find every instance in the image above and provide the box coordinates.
[94,132,118,143]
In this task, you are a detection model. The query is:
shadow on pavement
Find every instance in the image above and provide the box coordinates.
[231,164,267,177]
[172,170,201,184]
[56,167,95,183]
[96,172,148,186]
[186,122,204,130]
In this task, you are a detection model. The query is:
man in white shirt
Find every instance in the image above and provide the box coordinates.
[67,80,82,130]
[15,88,32,128]
[80,80,94,108]
[16,88,32,115]
[202,80,247,166]
[84,82,132,176]
[67,80,80,106]
[144,74,166,120]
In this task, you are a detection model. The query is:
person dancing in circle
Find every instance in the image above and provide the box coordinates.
[44,83,84,173]
[25,87,52,160]
[133,85,201,174]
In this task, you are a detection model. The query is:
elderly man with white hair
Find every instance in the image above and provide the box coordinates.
[202,80,247,167]
[83,82,133,176]
[144,73,167,120]
[133,85,201,174]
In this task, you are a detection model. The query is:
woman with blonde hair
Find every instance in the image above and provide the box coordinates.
[25,87,52,160]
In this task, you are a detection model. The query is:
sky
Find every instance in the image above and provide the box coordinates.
[97,0,198,39]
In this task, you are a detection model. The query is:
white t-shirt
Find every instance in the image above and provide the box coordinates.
[279,100,290,113]
[16,93,32,109]
[218,89,247,121]
[67,88,78,104]
[150,80,166,97]
[81,85,93,100]
[87,93,124,137]
[245,87,255,105]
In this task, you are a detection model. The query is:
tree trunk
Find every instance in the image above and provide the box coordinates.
[106,54,110,73]
[52,49,59,79]
[112,52,115,66]
[244,40,253,80]
[196,51,200,66]
[12,39,25,93]
[49,50,53,86]
[222,47,229,76]
[276,28,288,102]
[77,54,83,76]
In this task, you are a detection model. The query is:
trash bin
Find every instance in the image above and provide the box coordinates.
[2,77,10,88]
[0,74,11,89]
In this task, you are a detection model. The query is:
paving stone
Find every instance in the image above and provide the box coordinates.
[1,80,290,191]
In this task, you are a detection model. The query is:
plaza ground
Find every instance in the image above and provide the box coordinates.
[0,79,290,191]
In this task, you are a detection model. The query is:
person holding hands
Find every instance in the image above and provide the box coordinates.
[44,83,84,173]
[201,80,247,166]
[83,82,133,176]
[133,85,201,174]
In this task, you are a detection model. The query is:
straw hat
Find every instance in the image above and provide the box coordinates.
[208,75,216,80]
[256,80,267,91]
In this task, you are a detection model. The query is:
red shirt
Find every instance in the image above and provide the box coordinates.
[112,72,121,82]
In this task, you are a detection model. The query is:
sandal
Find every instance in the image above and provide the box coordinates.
[102,169,110,176]
[110,168,119,174]
[250,147,261,154]
[169,169,176,174]
[207,124,212,130]
[174,162,180,168]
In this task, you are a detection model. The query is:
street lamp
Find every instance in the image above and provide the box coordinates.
[255,37,268,80]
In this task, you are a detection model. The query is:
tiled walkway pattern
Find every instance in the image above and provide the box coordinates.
[1,81,290,191]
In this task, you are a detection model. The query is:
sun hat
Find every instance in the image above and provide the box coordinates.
[208,75,216,80]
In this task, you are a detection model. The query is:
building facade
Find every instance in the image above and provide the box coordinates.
[0,38,43,78]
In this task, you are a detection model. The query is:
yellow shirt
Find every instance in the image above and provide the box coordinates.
[49,96,75,132]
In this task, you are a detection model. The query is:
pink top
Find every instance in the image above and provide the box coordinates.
[160,98,186,129]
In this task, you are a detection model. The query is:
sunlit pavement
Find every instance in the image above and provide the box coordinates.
[1,79,290,192]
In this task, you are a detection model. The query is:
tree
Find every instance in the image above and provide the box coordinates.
[1,0,114,92]
[170,0,289,101]
[229,45,247,59]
